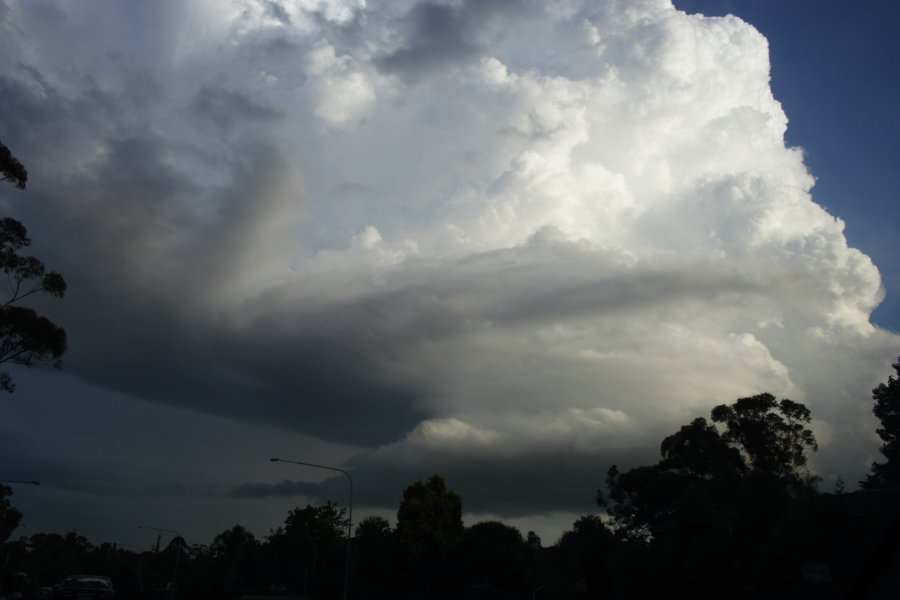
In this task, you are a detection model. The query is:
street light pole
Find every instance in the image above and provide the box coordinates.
[270,457,354,600]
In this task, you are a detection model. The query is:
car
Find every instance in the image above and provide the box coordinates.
[51,575,115,599]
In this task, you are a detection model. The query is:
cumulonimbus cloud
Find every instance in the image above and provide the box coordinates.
[1,0,897,514]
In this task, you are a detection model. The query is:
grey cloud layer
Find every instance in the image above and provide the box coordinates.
[1,0,898,519]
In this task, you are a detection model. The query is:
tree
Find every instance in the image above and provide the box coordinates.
[600,395,821,594]
[601,463,686,541]
[395,475,463,597]
[210,525,259,591]
[659,417,746,482]
[0,140,67,393]
[0,141,27,189]
[16,531,93,586]
[0,485,22,543]
[268,502,347,598]
[454,521,532,598]
[556,515,617,597]
[282,501,347,546]
[396,475,463,554]
[710,393,817,481]
[862,357,900,490]
[600,419,741,541]
[351,516,395,598]
[601,395,817,540]
[355,515,391,540]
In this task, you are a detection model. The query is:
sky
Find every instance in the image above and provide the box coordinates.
[1,0,898,550]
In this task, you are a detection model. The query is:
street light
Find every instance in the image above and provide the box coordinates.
[138,525,184,587]
[270,457,354,600]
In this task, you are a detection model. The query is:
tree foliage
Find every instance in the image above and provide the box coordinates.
[0,140,27,189]
[396,475,463,597]
[264,502,347,598]
[0,484,23,543]
[0,141,67,393]
[711,393,818,480]
[396,474,463,553]
[659,417,746,481]
[282,501,347,547]
[862,357,900,490]
[555,515,617,597]
[455,521,531,597]
[352,516,395,598]
[598,394,825,594]
[602,394,817,542]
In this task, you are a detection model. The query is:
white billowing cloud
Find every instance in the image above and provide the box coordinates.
[0,0,898,518]
[306,42,377,127]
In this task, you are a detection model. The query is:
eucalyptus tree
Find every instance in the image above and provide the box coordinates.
[862,357,900,490]
[0,140,67,393]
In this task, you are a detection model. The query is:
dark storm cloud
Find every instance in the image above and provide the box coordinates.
[192,85,284,129]
[256,36,306,62]
[376,0,530,79]
[0,72,428,446]
[264,0,292,26]
[50,251,431,445]
[230,479,327,499]
[253,442,659,516]
[377,3,479,78]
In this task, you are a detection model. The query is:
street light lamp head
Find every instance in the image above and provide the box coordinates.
[270,457,280,462]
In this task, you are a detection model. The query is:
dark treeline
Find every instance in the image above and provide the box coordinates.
[2,357,899,599]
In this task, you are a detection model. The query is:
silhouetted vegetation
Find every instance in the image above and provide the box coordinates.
[395,474,463,598]
[0,140,67,393]
[862,357,900,491]
[3,362,900,598]
[0,485,22,544]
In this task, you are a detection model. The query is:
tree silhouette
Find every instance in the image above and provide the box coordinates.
[210,524,259,591]
[0,484,22,543]
[0,140,67,393]
[0,141,27,189]
[862,357,900,490]
[351,516,395,598]
[396,475,463,556]
[711,393,817,482]
[454,521,532,598]
[659,417,746,481]
[396,475,463,598]
[603,395,818,540]
[556,515,617,598]
[267,502,347,598]
[601,395,820,594]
